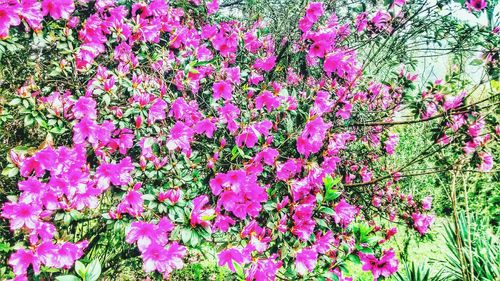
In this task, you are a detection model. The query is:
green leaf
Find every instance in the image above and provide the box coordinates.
[85,259,101,281]
[8,98,21,106]
[347,254,361,265]
[181,228,192,244]
[190,232,199,247]
[24,115,34,127]
[74,261,86,278]
[55,275,80,281]
[0,242,11,252]
[319,206,335,216]
[324,175,341,202]
[1,166,18,178]
[469,59,483,66]
[231,145,239,160]
[323,174,334,189]
[232,261,245,280]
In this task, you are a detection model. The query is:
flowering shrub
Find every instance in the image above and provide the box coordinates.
[0,0,497,280]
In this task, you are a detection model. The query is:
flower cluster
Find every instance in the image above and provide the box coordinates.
[0,0,494,280]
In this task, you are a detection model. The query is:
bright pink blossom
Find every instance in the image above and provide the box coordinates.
[333,199,358,228]
[466,0,486,11]
[411,213,435,235]
[255,90,280,112]
[190,195,215,228]
[297,117,331,157]
[360,249,399,280]
[42,0,75,20]
[295,247,317,275]
[1,202,41,230]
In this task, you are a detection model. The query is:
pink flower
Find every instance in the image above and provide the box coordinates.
[299,17,314,33]
[42,0,75,20]
[443,92,465,110]
[254,55,276,72]
[255,90,280,112]
[384,133,399,155]
[466,0,486,11]
[0,2,21,39]
[117,189,144,218]
[333,199,358,228]
[148,99,168,124]
[214,213,235,232]
[246,255,282,281]
[210,170,268,219]
[1,202,41,230]
[236,120,273,148]
[218,102,240,133]
[56,241,87,269]
[412,213,435,235]
[305,2,324,22]
[297,117,331,157]
[190,195,215,228]
[254,147,279,166]
[126,222,158,251]
[194,118,217,138]
[166,121,194,157]
[295,247,317,275]
[213,80,233,100]
[421,196,432,211]
[142,242,186,277]
[20,0,43,31]
[360,249,399,280]
[95,157,134,189]
[8,248,40,275]
[73,96,97,120]
[478,151,493,172]
[277,159,302,181]
[292,195,316,240]
[218,248,247,272]
[355,12,368,32]
[313,231,334,254]
[336,102,352,120]
[206,0,219,14]
[323,50,357,80]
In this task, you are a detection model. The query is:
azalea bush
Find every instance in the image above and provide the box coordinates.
[0,0,498,280]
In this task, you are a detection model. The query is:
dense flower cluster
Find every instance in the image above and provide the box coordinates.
[0,0,495,280]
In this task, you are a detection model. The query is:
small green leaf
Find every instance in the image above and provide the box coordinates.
[232,261,245,280]
[181,228,192,244]
[8,98,21,106]
[85,259,101,281]
[469,59,483,66]
[1,166,18,178]
[0,242,11,252]
[55,275,80,281]
[319,206,335,216]
[347,254,361,265]
[74,261,86,278]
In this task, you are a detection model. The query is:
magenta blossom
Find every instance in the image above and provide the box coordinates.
[333,199,358,228]
[466,0,486,11]
[412,213,435,235]
[190,195,215,228]
[1,202,41,230]
[295,247,318,275]
[360,249,399,280]
[42,0,75,20]
[218,248,248,272]
[478,151,493,172]
[213,80,233,100]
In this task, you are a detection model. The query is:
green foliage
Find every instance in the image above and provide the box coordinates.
[394,261,445,281]
[443,212,499,281]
